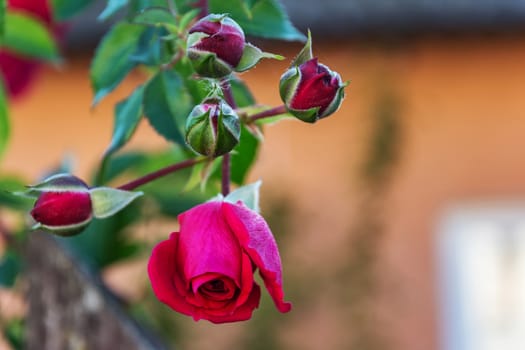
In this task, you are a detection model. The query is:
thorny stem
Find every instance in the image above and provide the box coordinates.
[118,157,207,191]
[247,105,288,122]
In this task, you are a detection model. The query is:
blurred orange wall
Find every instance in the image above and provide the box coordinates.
[4,35,525,350]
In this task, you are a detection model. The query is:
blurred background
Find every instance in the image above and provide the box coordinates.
[3,0,525,349]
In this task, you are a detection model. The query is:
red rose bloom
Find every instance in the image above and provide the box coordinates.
[148,200,291,323]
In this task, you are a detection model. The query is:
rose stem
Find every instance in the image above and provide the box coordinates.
[221,153,231,196]
[248,105,288,122]
[118,157,206,191]
[220,81,237,196]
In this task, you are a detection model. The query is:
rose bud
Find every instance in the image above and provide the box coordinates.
[187,14,245,78]
[148,200,291,323]
[185,98,241,157]
[280,58,345,123]
[30,174,93,236]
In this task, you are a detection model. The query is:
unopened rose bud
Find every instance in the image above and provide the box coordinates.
[187,14,246,78]
[185,99,241,157]
[30,174,93,236]
[280,58,345,123]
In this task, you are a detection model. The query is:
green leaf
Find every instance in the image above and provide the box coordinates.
[90,22,146,105]
[209,0,305,41]
[143,70,193,145]
[90,187,143,219]
[225,180,261,212]
[0,250,20,287]
[0,80,9,161]
[225,78,260,184]
[96,85,145,185]
[51,0,95,20]
[3,13,59,61]
[106,85,145,157]
[133,7,177,26]
[172,0,194,13]
[229,77,255,107]
[231,125,259,184]
[129,0,171,15]
[98,0,129,21]
[130,26,169,67]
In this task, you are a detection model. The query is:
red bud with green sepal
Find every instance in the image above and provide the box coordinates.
[29,174,93,236]
[185,99,241,157]
[279,31,347,123]
[187,14,283,79]
[26,173,143,236]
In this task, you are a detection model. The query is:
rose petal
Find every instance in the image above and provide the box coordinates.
[200,283,261,324]
[147,233,194,317]
[188,19,221,36]
[31,191,92,226]
[178,201,243,288]
[194,33,244,67]
[189,273,238,312]
[235,252,256,308]
[191,273,237,301]
[297,58,319,80]
[291,59,339,113]
[222,202,292,313]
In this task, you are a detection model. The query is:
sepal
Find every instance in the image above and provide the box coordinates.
[89,187,143,219]
[32,217,92,237]
[291,30,313,67]
[224,181,262,213]
[235,43,284,73]
[26,173,89,194]
[286,106,320,123]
